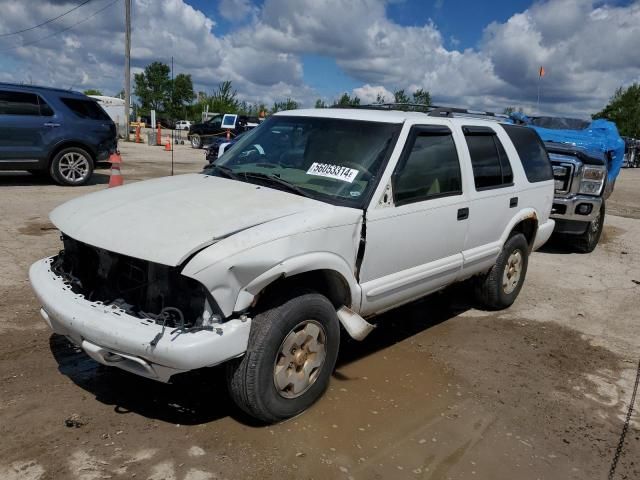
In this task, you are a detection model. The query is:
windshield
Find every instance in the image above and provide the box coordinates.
[203,115,401,208]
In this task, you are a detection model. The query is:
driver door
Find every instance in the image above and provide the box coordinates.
[359,125,469,316]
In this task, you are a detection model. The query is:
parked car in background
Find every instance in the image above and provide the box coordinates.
[31,106,554,423]
[188,113,259,148]
[623,137,639,168]
[512,113,625,252]
[0,83,117,186]
[175,120,191,130]
[203,131,246,166]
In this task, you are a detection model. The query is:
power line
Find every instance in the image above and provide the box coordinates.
[0,0,119,53]
[0,0,94,37]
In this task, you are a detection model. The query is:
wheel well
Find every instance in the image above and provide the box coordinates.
[48,142,96,166]
[510,217,538,250]
[254,270,351,311]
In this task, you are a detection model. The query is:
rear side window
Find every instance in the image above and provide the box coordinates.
[463,126,513,190]
[61,98,110,120]
[393,127,462,206]
[502,124,553,182]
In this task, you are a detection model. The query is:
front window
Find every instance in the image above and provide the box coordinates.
[204,115,401,208]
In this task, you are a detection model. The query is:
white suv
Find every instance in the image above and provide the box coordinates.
[30,107,555,423]
[175,120,191,130]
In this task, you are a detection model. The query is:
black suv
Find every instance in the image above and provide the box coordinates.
[0,83,117,185]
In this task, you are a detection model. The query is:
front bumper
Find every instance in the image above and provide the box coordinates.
[29,258,251,383]
[551,195,602,222]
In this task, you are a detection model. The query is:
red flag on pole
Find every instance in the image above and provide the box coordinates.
[539,66,545,78]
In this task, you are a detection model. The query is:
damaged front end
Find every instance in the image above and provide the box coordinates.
[52,234,223,332]
[30,235,252,382]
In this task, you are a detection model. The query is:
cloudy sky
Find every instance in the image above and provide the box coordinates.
[0,0,639,116]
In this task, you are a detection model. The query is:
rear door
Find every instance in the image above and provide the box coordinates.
[0,89,58,167]
[459,125,518,275]
[359,125,469,315]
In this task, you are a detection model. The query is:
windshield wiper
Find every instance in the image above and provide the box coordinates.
[240,172,314,199]
[206,164,242,180]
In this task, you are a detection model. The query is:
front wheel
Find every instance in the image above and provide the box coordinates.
[190,134,202,148]
[226,293,340,423]
[475,233,529,310]
[49,147,94,186]
[574,203,605,253]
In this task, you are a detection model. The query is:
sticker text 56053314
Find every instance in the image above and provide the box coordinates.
[306,162,359,183]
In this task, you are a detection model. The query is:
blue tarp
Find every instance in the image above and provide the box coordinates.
[510,112,625,183]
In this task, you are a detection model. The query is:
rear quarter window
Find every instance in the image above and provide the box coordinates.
[61,98,110,121]
[502,124,553,183]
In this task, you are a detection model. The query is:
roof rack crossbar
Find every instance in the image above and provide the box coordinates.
[338,102,509,120]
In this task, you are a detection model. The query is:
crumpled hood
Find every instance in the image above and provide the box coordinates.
[50,174,332,266]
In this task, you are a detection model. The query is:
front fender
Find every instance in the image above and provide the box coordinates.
[233,252,362,313]
[181,216,363,317]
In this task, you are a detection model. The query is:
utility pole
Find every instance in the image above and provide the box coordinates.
[124,0,131,141]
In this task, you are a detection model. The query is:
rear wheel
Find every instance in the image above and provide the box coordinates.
[475,233,529,310]
[574,203,605,253]
[190,134,202,149]
[226,293,340,423]
[49,147,94,186]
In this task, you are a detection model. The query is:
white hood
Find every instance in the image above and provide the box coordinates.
[50,174,334,266]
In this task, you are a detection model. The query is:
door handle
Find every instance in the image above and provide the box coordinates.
[457,207,469,220]
[509,197,518,208]
[43,122,61,128]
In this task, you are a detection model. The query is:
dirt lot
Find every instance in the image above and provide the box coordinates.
[0,143,639,480]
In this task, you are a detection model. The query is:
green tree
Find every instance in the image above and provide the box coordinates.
[315,98,327,108]
[335,93,360,107]
[83,89,102,96]
[209,80,240,114]
[272,98,299,113]
[374,92,386,104]
[169,73,194,119]
[133,61,171,113]
[393,89,410,104]
[412,88,431,106]
[593,83,640,138]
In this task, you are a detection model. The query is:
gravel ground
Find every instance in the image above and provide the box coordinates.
[0,142,639,480]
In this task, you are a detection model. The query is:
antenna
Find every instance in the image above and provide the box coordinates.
[171,56,174,176]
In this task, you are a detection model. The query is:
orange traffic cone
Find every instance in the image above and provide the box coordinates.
[108,151,124,188]
[164,136,171,151]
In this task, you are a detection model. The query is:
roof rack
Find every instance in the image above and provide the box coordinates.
[345,103,509,121]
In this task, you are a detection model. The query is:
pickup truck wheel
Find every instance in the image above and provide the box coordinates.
[190,134,202,149]
[475,233,529,310]
[50,147,94,186]
[574,203,605,253]
[226,293,340,423]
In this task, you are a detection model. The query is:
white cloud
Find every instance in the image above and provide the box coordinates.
[218,0,257,22]
[0,0,639,116]
[352,84,393,103]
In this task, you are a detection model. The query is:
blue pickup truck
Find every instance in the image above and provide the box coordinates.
[511,113,625,252]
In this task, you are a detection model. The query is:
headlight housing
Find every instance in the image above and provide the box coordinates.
[578,166,606,195]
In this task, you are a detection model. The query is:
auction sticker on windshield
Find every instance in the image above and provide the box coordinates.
[306,162,359,183]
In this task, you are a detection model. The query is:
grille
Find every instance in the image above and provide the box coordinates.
[52,235,219,328]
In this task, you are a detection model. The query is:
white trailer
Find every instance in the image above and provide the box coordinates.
[89,95,126,138]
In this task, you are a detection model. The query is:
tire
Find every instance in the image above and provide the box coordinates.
[475,233,529,310]
[574,203,605,253]
[190,134,202,149]
[49,147,94,186]
[226,293,340,423]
